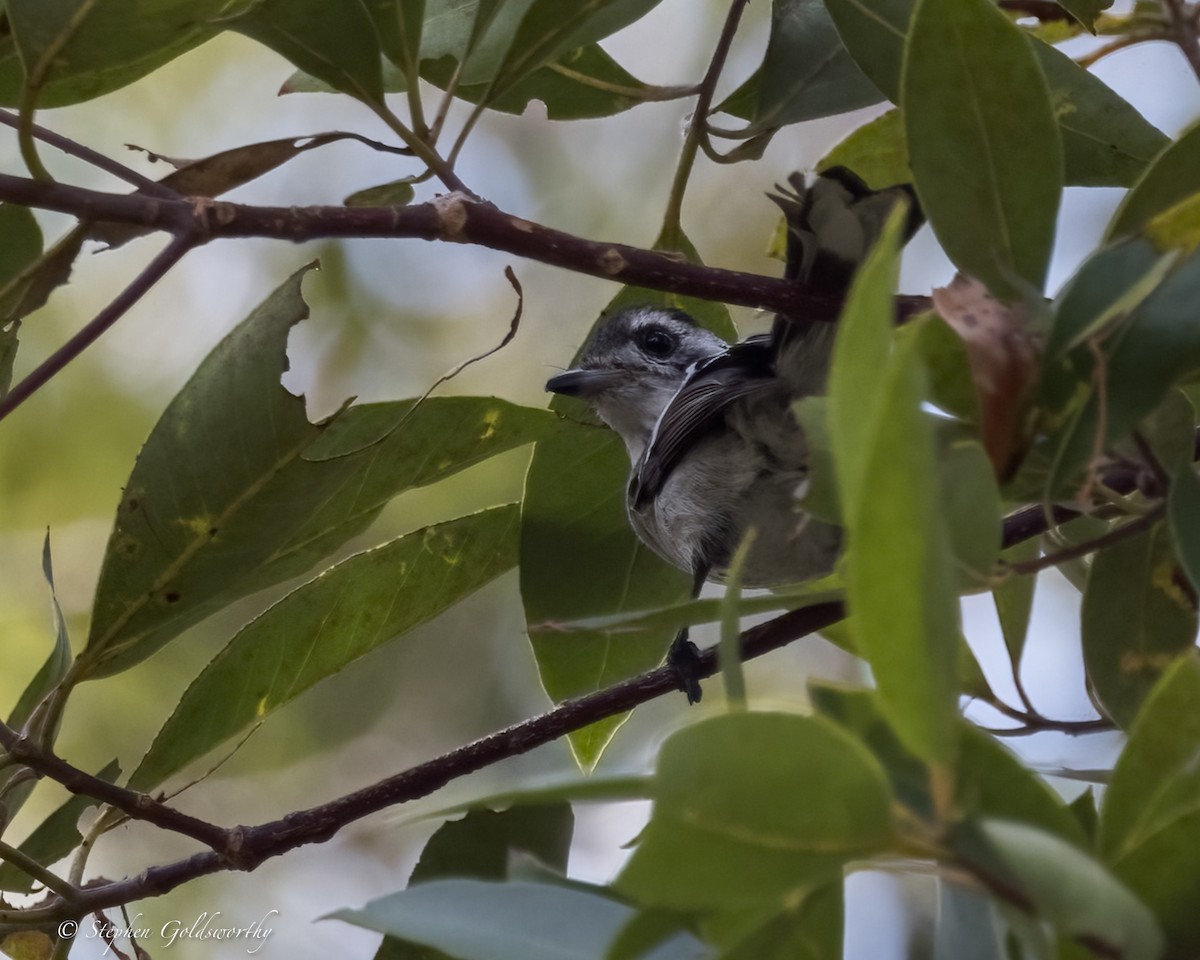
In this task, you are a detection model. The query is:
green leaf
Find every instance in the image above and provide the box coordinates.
[489,0,665,94]
[827,2,1161,189]
[1040,242,1200,498]
[0,760,120,893]
[1068,787,1099,842]
[993,540,1039,672]
[906,313,979,424]
[1099,656,1200,955]
[960,820,1162,960]
[419,0,507,74]
[363,0,424,71]
[0,226,87,334]
[8,533,71,731]
[903,0,1062,298]
[1110,808,1200,957]
[816,109,911,190]
[827,204,907,520]
[1169,465,1200,596]
[617,712,894,910]
[129,506,519,791]
[1031,39,1166,189]
[750,0,883,131]
[1055,0,1112,32]
[1100,653,1200,858]
[1081,522,1198,729]
[2,0,224,107]
[344,179,417,207]
[521,426,690,768]
[791,399,841,524]
[812,685,1085,844]
[824,0,912,101]
[330,880,705,960]
[84,261,558,680]
[938,437,1001,589]
[0,534,74,826]
[412,805,573,884]
[0,205,43,300]
[713,884,842,960]
[1107,118,1200,241]
[934,882,1004,960]
[521,232,735,769]
[422,42,655,120]
[225,0,385,104]
[846,334,959,766]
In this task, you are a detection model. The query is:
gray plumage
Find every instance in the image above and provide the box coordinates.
[547,305,841,588]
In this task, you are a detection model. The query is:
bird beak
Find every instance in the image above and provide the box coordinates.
[545,368,622,397]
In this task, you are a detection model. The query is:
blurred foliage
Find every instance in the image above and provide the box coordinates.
[2,0,1200,959]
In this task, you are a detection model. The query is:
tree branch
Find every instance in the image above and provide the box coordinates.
[0,601,846,927]
[0,173,931,325]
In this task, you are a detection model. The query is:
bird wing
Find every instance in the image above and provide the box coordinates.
[631,334,775,507]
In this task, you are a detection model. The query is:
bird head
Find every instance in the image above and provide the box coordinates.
[546,305,728,459]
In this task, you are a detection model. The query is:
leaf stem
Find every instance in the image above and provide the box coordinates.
[0,840,81,902]
[365,101,476,197]
[660,0,750,249]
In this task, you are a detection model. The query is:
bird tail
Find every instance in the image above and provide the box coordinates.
[767,167,924,394]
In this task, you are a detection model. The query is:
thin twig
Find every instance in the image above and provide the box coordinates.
[1005,507,1163,575]
[0,234,196,423]
[978,697,1113,737]
[660,0,749,248]
[0,110,174,197]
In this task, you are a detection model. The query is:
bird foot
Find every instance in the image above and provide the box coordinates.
[667,630,703,705]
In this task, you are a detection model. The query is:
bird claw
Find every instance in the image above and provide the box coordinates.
[667,630,703,704]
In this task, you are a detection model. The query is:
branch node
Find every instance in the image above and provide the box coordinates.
[598,248,627,275]
[433,192,470,239]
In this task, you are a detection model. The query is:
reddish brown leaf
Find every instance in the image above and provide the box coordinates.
[932,274,1039,478]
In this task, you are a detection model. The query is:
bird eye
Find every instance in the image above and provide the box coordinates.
[638,328,675,358]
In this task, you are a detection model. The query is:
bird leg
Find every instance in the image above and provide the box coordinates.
[667,564,709,704]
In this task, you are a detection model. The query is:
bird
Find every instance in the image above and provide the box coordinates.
[546,168,923,702]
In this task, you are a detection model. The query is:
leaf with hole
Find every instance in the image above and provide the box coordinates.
[84,264,560,681]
